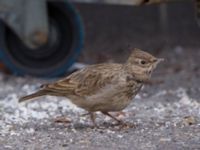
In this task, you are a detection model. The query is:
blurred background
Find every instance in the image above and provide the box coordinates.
[76,0,200,63]
[0,0,199,77]
[0,1,200,149]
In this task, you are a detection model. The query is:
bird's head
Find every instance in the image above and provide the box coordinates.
[125,48,164,81]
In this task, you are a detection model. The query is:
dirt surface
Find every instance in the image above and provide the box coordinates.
[0,2,200,150]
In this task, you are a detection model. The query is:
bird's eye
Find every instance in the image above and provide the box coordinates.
[140,60,146,65]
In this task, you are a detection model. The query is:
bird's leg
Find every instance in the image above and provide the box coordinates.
[101,112,122,124]
[89,112,97,128]
[102,112,135,129]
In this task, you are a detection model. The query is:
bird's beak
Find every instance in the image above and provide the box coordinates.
[156,58,164,63]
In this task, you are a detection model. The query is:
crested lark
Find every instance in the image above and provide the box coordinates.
[19,48,163,126]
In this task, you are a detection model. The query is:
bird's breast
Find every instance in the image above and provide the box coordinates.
[83,79,143,112]
[124,81,143,99]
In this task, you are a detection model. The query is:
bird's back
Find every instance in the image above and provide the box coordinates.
[41,63,123,96]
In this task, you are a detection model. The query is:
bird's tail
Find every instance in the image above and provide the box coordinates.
[19,90,46,103]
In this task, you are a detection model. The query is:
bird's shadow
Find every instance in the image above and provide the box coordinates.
[24,120,136,132]
[68,120,136,130]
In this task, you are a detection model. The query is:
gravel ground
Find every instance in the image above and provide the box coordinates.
[1,2,200,150]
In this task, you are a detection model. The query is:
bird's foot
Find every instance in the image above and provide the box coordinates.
[91,124,100,129]
[53,116,71,124]
[115,111,126,118]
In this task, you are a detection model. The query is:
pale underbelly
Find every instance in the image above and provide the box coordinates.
[81,86,141,112]
[67,81,142,112]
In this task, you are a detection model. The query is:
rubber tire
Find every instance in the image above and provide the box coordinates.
[0,1,84,77]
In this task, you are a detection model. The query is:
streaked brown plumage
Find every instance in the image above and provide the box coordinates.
[19,48,163,126]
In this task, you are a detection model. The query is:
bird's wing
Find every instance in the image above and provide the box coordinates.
[43,64,121,97]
